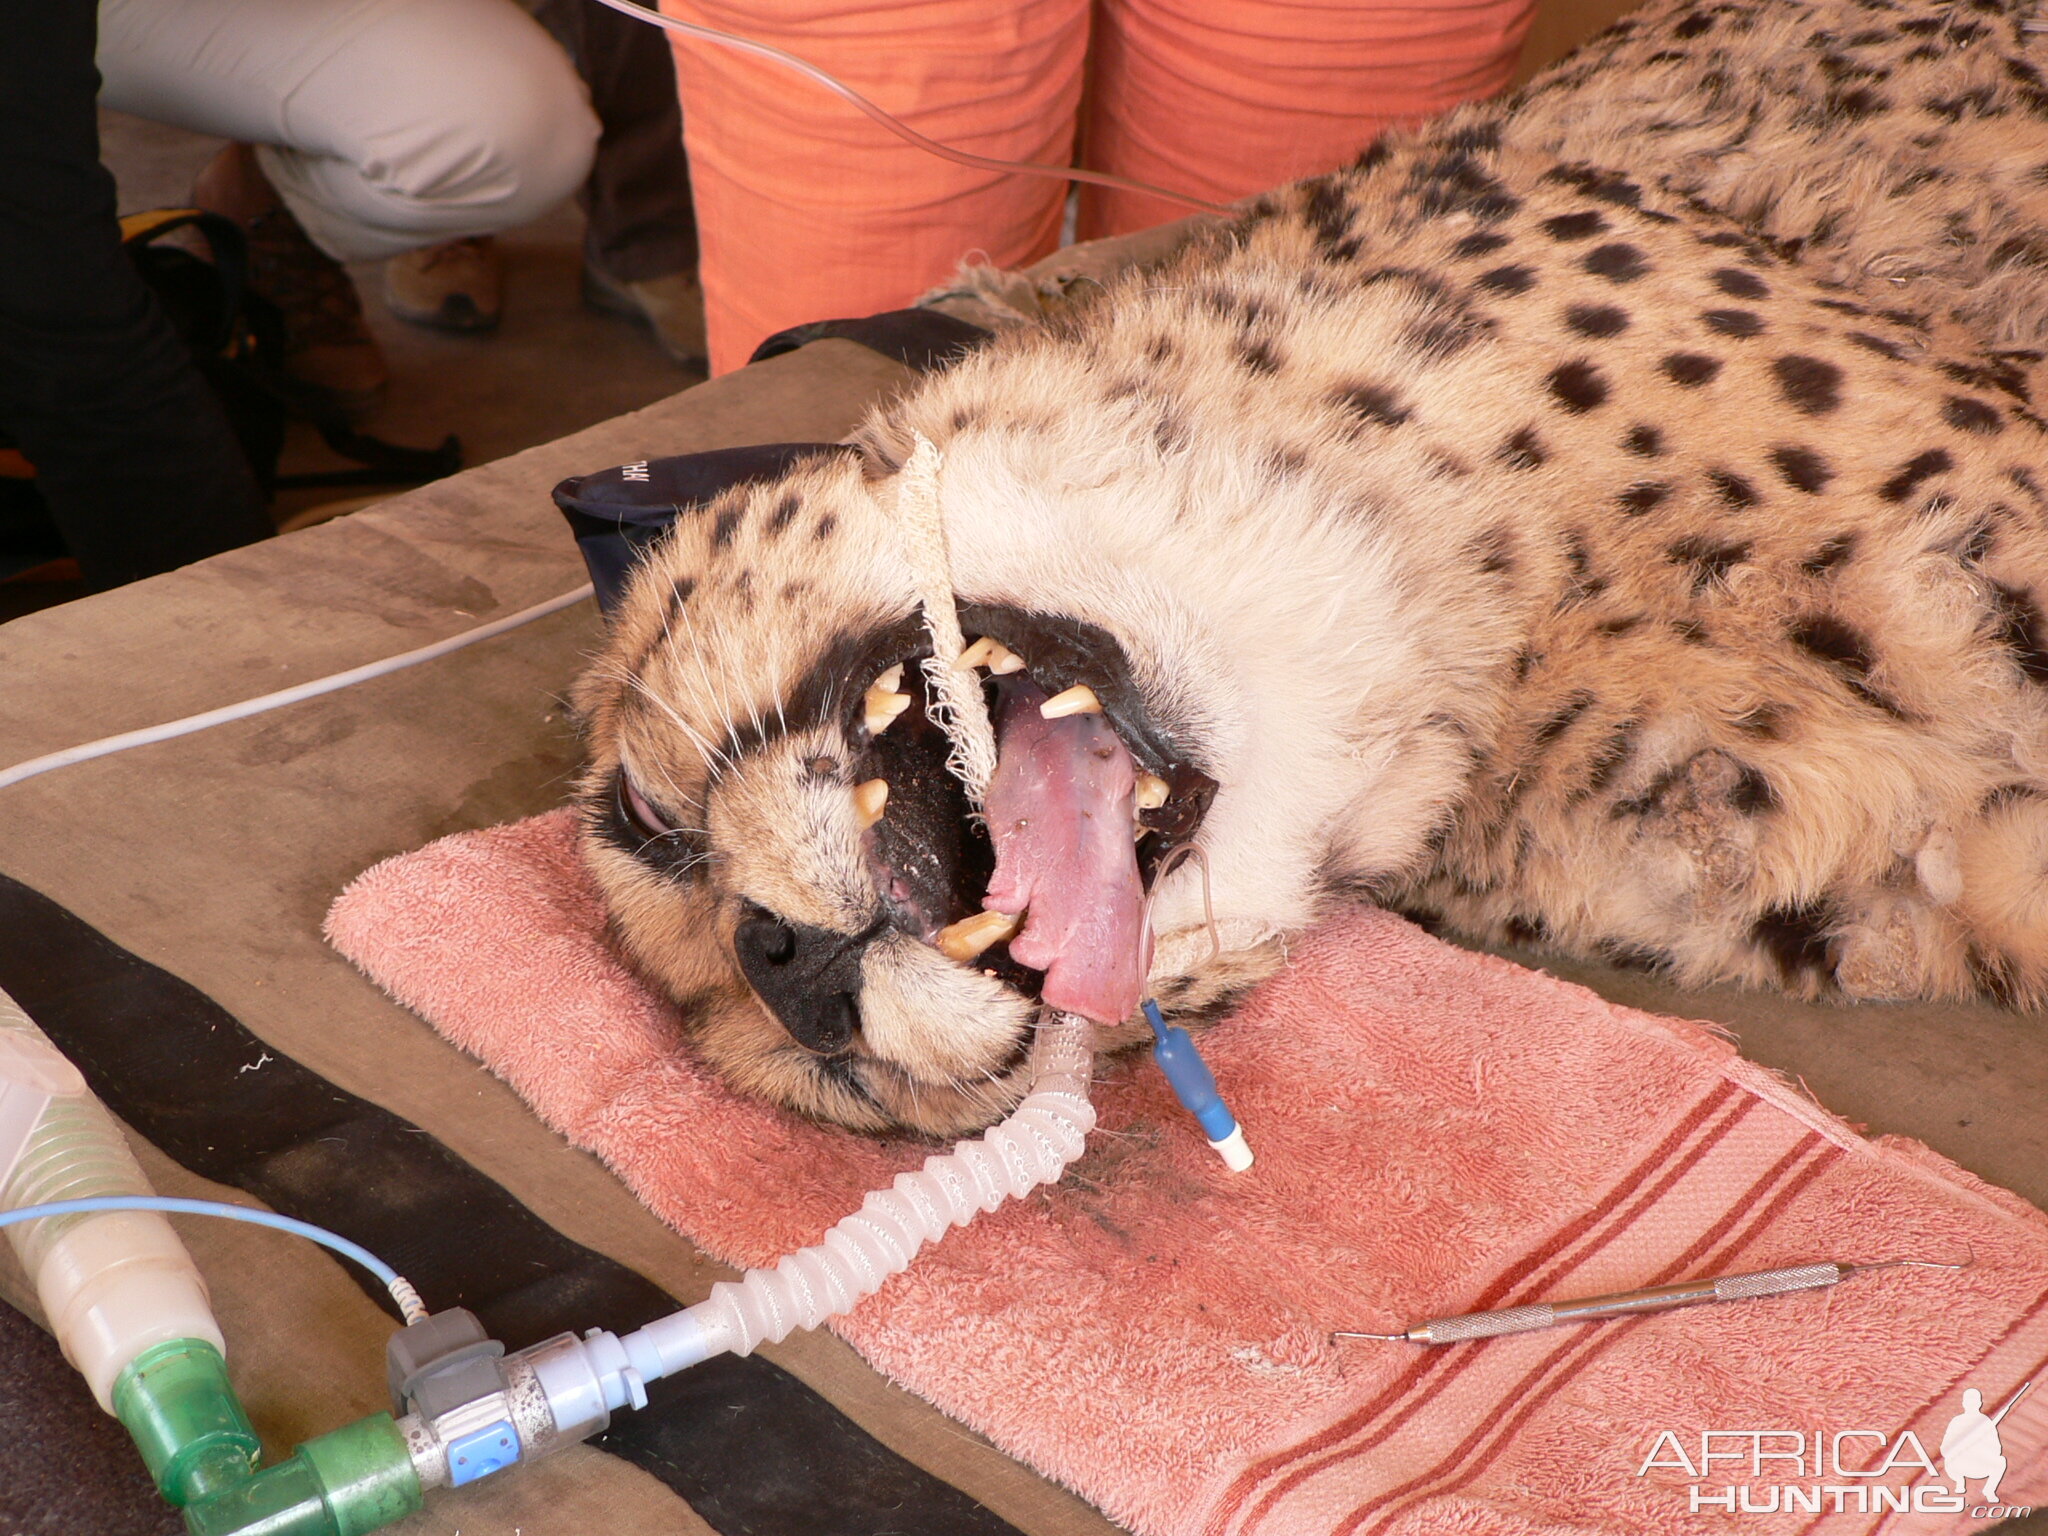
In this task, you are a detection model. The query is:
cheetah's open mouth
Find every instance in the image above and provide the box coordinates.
[852,607,1216,1025]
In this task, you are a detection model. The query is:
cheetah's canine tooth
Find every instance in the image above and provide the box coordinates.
[936,908,1022,961]
[1039,684,1103,719]
[853,778,890,827]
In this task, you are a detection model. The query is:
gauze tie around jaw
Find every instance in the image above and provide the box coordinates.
[892,433,1001,807]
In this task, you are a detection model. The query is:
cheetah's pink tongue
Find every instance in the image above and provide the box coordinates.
[982,680,1148,1025]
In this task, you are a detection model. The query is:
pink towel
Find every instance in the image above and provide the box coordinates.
[326,809,2048,1536]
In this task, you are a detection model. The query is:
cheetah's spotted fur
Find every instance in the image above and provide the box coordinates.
[576,0,2048,1132]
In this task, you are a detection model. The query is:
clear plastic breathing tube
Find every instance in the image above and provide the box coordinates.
[570,1013,1096,1404]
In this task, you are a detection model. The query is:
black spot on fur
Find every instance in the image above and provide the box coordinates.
[1333,383,1411,428]
[1672,617,1711,644]
[1581,719,1640,795]
[1673,11,1714,37]
[1944,395,2005,434]
[1451,230,1512,259]
[1565,303,1630,338]
[1542,210,1609,241]
[1770,445,1833,493]
[711,507,744,547]
[1987,582,2048,682]
[1146,334,1177,364]
[1583,244,1650,282]
[1667,534,1753,592]
[1354,140,1392,172]
[1803,533,1857,574]
[1530,689,1597,750]
[1303,181,1355,249]
[1503,914,1549,945]
[1878,447,1953,501]
[1499,427,1548,470]
[1943,357,2032,404]
[1662,353,1724,386]
[1703,308,1765,338]
[1791,613,1874,671]
[1547,359,1609,413]
[1619,481,1672,515]
[1624,424,1665,456]
[1751,902,1835,985]
[1237,337,1283,374]
[1154,411,1190,454]
[1596,614,1644,637]
[1845,330,1907,361]
[1473,524,1518,575]
[766,494,801,536]
[1511,647,1541,682]
[1792,613,1909,717]
[1711,268,1770,299]
[1772,355,1845,415]
[1476,265,1537,295]
[1706,469,1760,509]
[814,513,837,540]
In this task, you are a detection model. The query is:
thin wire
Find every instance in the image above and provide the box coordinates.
[0,1195,429,1323]
[581,0,1235,217]
[1143,842,1222,967]
[0,585,594,792]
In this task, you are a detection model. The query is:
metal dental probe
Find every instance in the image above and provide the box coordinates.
[1333,1255,1972,1345]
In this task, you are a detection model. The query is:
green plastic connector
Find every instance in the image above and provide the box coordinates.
[113,1339,261,1506]
[182,1413,421,1536]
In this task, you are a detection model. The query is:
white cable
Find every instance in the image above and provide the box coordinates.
[581,0,1233,217]
[0,585,593,792]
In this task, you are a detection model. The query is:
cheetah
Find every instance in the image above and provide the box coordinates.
[570,0,2048,1133]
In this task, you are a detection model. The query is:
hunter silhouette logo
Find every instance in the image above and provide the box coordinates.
[1941,1381,2029,1504]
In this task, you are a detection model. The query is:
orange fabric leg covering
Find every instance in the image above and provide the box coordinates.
[663,0,1088,373]
[1078,0,1538,239]
[663,0,1535,374]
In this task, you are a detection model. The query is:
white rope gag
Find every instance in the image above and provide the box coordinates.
[893,433,999,807]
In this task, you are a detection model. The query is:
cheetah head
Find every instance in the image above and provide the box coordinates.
[567,443,1227,1135]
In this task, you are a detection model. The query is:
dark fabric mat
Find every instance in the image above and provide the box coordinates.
[0,1302,182,1536]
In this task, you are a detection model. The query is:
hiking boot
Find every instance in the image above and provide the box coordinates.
[193,144,388,418]
[582,263,707,368]
[385,237,502,332]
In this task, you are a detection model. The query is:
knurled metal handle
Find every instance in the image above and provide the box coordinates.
[1713,1262,1842,1300]
[1422,1303,1556,1342]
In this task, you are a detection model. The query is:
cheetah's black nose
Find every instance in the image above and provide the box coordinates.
[733,905,868,1054]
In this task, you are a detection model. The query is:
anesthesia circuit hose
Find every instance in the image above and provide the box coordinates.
[564,1014,1096,1406]
[1,978,1098,1531]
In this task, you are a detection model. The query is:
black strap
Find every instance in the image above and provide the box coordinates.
[0,872,1023,1536]
[552,441,855,614]
[748,308,992,374]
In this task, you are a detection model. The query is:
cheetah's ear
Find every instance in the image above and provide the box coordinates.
[551,442,856,615]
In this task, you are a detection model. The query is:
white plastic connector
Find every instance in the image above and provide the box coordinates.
[1208,1127,1254,1173]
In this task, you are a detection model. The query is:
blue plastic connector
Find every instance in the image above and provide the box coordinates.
[1142,1001,1253,1171]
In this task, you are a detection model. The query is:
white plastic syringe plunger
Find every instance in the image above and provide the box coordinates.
[581,1012,1096,1400]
